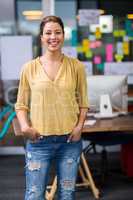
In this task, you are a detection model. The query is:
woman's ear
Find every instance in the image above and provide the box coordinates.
[40,36,43,43]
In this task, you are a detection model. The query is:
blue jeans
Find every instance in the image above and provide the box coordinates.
[25,134,82,200]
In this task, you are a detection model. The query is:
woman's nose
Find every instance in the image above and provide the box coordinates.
[51,33,56,38]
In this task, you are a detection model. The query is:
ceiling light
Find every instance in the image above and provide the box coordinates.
[127,14,133,19]
[22,10,43,20]
[23,10,43,16]
[25,15,42,21]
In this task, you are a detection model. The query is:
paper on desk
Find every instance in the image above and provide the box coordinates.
[84,119,96,126]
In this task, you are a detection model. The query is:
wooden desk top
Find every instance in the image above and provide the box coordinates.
[83,114,133,133]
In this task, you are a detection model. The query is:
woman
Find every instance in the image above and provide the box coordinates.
[15,15,89,200]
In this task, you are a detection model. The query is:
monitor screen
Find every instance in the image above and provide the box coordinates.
[87,75,128,112]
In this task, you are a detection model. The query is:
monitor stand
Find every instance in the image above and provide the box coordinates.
[94,94,119,118]
[100,94,113,116]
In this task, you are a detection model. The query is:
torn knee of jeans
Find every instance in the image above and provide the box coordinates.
[67,156,80,164]
[27,152,32,159]
[31,185,37,193]
[61,180,75,190]
[67,158,74,164]
[29,185,41,197]
[27,161,41,171]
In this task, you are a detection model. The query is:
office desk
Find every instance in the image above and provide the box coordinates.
[83,114,133,133]
[82,113,133,184]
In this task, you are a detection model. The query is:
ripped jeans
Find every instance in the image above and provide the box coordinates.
[25,134,82,200]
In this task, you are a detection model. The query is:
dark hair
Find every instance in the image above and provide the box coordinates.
[40,15,64,35]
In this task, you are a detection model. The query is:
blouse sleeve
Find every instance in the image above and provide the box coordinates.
[76,61,89,108]
[15,64,30,112]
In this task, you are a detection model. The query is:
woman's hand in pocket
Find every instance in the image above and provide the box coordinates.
[67,125,82,142]
[21,125,40,141]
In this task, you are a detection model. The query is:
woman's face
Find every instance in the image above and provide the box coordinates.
[41,22,64,52]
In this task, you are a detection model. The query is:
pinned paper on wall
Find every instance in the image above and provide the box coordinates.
[93,55,102,64]
[96,63,104,71]
[89,34,96,41]
[62,46,77,58]
[125,19,133,37]
[77,46,84,53]
[123,42,129,55]
[82,39,90,46]
[113,30,126,37]
[85,50,93,58]
[95,27,102,39]
[119,30,126,37]
[71,30,77,46]
[106,44,113,62]
[95,40,102,48]
[82,61,93,75]
[123,36,129,42]
[115,54,123,62]
[100,15,113,33]
[116,42,123,55]
[113,30,120,37]
[82,39,90,52]
[90,41,97,49]
[78,9,100,26]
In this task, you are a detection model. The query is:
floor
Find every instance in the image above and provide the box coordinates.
[0,151,133,200]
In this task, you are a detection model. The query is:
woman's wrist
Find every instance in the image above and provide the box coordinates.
[76,123,84,130]
[21,123,30,132]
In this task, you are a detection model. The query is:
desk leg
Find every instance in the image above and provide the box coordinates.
[81,153,100,199]
[46,176,57,200]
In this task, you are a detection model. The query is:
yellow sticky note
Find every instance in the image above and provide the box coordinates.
[82,39,89,47]
[115,54,123,62]
[82,39,90,52]
[113,30,120,37]
[77,46,84,53]
[123,42,129,55]
[95,27,102,39]
[119,30,126,37]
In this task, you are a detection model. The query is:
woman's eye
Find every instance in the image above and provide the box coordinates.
[44,31,62,35]
[56,32,62,34]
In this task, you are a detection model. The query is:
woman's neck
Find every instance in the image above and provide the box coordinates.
[43,51,63,62]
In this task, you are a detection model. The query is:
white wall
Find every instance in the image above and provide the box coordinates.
[0,36,33,80]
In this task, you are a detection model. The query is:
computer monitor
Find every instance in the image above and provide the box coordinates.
[87,75,128,113]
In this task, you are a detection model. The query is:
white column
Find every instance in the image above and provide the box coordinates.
[42,0,55,16]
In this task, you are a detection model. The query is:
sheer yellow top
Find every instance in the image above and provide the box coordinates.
[15,55,89,135]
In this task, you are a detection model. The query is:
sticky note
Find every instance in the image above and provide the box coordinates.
[123,42,129,55]
[115,54,123,62]
[93,55,101,64]
[96,63,104,71]
[106,44,113,62]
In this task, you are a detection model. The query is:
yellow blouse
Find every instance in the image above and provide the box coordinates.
[15,55,89,135]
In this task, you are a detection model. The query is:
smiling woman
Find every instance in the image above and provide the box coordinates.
[15,15,89,200]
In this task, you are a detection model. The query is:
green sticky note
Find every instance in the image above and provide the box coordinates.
[71,30,77,46]
[125,19,133,37]
[96,63,104,71]
[77,46,84,53]
[113,30,120,37]
[85,50,93,58]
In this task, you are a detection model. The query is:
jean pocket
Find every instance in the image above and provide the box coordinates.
[28,137,44,144]
[70,138,82,144]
